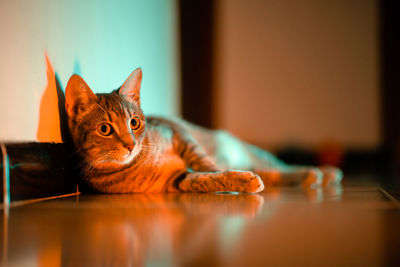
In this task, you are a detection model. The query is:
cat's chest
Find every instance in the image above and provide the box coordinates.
[135,127,186,180]
[153,150,185,172]
[126,146,185,192]
[145,143,183,168]
[145,124,180,159]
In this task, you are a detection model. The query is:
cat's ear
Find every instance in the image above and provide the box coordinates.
[119,68,142,106]
[65,74,97,118]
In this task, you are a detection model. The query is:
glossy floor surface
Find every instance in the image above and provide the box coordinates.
[1,184,400,266]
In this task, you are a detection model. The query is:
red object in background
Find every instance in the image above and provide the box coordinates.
[317,141,344,167]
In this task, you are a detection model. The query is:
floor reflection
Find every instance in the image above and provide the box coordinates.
[1,193,264,266]
[262,184,343,203]
[2,184,397,266]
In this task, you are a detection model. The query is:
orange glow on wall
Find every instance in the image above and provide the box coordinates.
[36,54,62,143]
[0,0,178,142]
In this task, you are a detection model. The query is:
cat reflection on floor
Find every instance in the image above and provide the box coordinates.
[60,194,265,266]
[65,68,342,193]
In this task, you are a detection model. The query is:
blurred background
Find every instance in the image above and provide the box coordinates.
[0,0,398,185]
[182,0,399,187]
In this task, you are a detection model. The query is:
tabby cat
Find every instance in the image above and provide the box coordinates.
[65,68,342,193]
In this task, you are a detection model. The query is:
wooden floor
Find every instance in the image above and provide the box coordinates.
[1,183,400,266]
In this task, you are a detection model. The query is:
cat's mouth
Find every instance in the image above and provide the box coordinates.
[115,144,142,161]
[110,145,141,164]
[84,145,142,174]
[119,150,136,163]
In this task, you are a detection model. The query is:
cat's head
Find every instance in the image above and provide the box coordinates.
[65,68,146,173]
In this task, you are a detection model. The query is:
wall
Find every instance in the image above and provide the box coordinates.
[215,0,380,150]
[0,0,179,142]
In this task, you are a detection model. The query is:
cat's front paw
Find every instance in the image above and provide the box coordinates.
[226,170,264,193]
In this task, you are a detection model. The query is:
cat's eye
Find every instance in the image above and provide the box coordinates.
[97,123,113,136]
[130,117,141,131]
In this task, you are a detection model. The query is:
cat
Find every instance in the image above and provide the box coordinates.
[65,68,342,193]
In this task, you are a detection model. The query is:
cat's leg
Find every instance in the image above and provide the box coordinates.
[235,141,342,187]
[169,128,266,193]
[253,166,342,187]
[171,170,264,193]
[253,167,322,187]
[173,130,221,172]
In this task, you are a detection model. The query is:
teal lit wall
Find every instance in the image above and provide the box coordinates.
[0,0,179,141]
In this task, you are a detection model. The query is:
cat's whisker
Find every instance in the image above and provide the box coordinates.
[79,152,114,176]
[72,146,85,155]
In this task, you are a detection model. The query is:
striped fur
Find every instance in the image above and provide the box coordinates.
[65,69,342,193]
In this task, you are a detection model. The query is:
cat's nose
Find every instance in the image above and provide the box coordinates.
[124,142,134,152]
